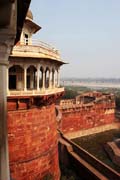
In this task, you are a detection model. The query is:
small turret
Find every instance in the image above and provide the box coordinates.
[20,9,41,45]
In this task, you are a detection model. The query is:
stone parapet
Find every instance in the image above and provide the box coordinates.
[60,92,115,135]
[8,87,64,97]
[10,43,61,61]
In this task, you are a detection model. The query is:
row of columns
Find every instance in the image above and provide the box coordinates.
[7,64,60,92]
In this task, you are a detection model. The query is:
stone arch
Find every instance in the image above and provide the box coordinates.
[27,65,37,89]
[9,65,24,90]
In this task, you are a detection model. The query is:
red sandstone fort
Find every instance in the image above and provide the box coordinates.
[7,10,64,180]
[60,91,115,138]
[6,11,120,180]
[0,3,120,180]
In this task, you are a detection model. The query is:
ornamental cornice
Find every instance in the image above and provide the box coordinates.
[7,91,64,111]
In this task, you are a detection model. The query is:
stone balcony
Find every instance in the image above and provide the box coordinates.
[7,87,64,97]
[10,39,62,61]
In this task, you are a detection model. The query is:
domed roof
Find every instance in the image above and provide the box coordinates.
[26,9,33,20]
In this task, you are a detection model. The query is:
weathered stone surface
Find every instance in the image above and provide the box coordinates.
[60,92,115,134]
[8,103,60,180]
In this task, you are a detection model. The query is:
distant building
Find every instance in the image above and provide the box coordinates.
[7,10,65,180]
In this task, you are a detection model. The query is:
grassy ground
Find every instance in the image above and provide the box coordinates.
[73,129,120,173]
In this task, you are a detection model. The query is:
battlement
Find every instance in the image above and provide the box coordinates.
[59,92,115,136]
[60,91,115,111]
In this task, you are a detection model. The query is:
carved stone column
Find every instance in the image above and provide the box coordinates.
[24,65,27,91]
[6,67,9,95]
[0,42,15,180]
[42,69,45,90]
[0,2,17,180]
[54,71,56,88]
[30,69,34,89]
[52,70,54,88]
[37,65,40,91]
[49,69,52,89]
[57,68,60,87]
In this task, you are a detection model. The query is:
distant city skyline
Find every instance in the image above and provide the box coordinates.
[30,0,120,78]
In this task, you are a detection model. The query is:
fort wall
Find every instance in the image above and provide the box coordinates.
[60,92,115,136]
[7,96,61,180]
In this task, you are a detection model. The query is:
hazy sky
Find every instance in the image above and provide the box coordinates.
[30,0,120,78]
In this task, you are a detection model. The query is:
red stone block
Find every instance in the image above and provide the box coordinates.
[7,102,17,111]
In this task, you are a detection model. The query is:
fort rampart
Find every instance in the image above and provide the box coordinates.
[7,94,63,180]
[60,92,115,136]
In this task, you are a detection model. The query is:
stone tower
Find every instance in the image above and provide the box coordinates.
[7,10,65,180]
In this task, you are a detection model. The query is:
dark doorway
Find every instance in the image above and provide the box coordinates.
[9,75,16,89]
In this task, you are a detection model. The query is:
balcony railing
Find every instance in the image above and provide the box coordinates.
[31,39,58,51]
[11,39,61,61]
[7,87,64,96]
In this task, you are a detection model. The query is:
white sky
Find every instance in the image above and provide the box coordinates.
[30,0,120,78]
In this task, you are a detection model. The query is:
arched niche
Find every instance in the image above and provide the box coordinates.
[9,65,24,90]
[27,65,37,89]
